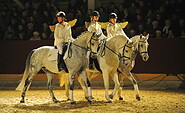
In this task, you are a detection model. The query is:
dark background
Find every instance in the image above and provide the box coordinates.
[0,38,185,74]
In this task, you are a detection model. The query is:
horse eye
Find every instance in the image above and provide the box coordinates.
[91,43,94,46]
[125,50,128,53]
[140,44,143,47]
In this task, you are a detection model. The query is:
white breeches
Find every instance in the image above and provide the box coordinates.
[56,42,63,54]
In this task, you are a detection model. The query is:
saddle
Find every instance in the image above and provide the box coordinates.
[48,42,72,72]
[48,48,58,61]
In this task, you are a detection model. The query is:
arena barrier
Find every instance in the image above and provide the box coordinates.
[0,38,185,74]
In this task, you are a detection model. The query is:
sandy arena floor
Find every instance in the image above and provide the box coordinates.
[0,89,185,113]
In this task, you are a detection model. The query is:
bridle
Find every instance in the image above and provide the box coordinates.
[88,33,100,55]
[120,40,133,60]
[138,40,148,57]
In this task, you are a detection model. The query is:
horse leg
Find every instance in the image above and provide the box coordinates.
[69,73,76,104]
[42,68,60,103]
[20,74,33,103]
[79,71,92,104]
[102,71,112,103]
[127,72,141,101]
[117,73,126,100]
[20,68,40,103]
[109,72,120,99]
[64,73,70,100]
[78,75,88,99]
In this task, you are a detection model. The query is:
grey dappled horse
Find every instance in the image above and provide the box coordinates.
[16,31,101,104]
[117,34,149,100]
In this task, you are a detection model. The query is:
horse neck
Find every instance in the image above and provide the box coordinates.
[131,36,140,60]
[106,35,128,53]
[131,36,140,52]
[74,32,91,48]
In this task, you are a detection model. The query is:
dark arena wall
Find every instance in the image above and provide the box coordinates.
[0,38,185,74]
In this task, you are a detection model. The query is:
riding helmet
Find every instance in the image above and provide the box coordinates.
[91,11,100,17]
[109,13,118,19]
[56,11,66,17]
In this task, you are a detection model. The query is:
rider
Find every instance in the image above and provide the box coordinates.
[107,13,129,39]
[87,11,106,69]
[87,10,106,39]
[54,11,74,71]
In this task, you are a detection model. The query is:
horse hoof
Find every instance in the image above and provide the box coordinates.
[88,100,93,104]
[85,97,88,100]
[106,100,113,103]
[54,100,61,103]
[136,96,141,101]
[109,94,113,99]
[119,97,124,100]
[85,96,94,101]
[20,100,25,103]
[71,101,76,105]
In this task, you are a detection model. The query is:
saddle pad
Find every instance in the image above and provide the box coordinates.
[48,48,58,61]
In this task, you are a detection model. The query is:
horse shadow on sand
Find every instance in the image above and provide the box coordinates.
[12,99,141,111]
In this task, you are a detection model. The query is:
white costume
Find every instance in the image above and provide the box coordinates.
[88,22,106,39]
[54,22,74,54]
[107,23,128,39]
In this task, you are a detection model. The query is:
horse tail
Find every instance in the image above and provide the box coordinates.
[15,49,35,91]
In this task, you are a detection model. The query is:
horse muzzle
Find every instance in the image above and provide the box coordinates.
[124,60,131,67]
[142,54,149,61]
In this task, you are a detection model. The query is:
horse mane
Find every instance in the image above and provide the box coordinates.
[108,34,128,42]
[130,35,140,51]
[74,31,90,41]
[108,34,130,46]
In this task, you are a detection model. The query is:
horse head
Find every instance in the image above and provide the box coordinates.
[88,32,101,58]
[121,40,134,67]
[138,34,149,61]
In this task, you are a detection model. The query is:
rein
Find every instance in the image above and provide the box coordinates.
[72,43,90,51]
[72,33,99,52]
[100,40,131,60]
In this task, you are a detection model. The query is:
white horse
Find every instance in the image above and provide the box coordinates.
[15,31,101,104]
[75,35,134,103]
[117,34,149,100]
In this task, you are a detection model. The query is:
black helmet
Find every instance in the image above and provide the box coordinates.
[91,11,100,17]
[109,13,117,19]
[56,11,66,17]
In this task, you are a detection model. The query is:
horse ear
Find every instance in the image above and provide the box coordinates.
[146,34,149,40]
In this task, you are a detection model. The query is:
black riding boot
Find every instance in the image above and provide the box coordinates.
[89,57,94,70]
[58,43,69,73]
[58,54,64,71]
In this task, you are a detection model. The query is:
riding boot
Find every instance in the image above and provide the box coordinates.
[58,54,69,73]
[58,54,63,71]
[89,57,94,70]
[61,58,68,73]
